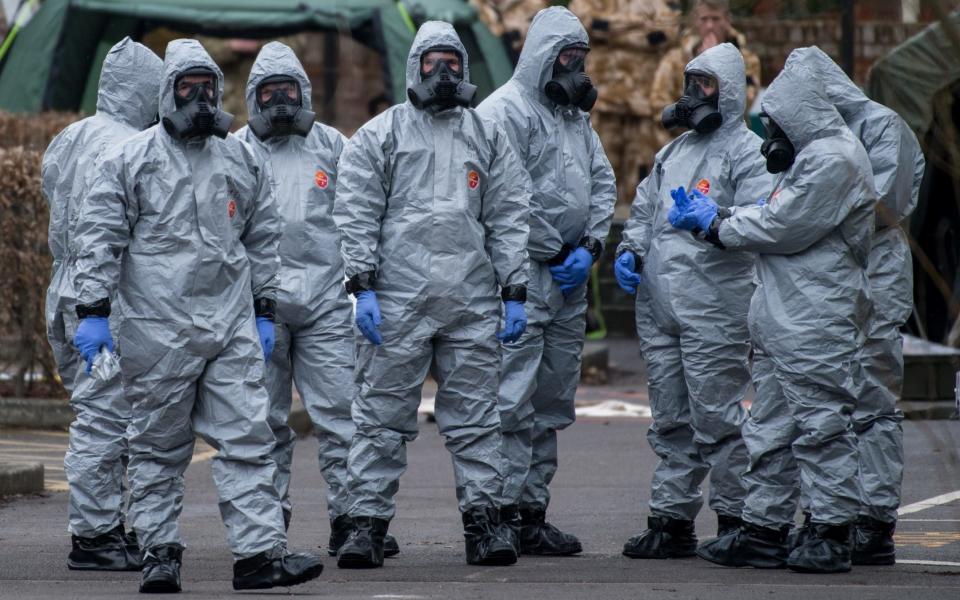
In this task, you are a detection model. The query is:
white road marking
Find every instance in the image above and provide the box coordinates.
[898,490,960,516]
[900,519,960,522]
[898,559,960,567]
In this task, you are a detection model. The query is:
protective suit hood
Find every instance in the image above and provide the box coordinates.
[761,61,844,151]
[96,36,163,130]
[784,46,869,120]
[158,39,225,120]
[684,42,746,133]
[245,41,313,116]
[514,7,589,104]
[405,21,471,93]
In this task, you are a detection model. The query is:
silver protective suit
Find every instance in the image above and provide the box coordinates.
[41,37,161,539]
[784,46,925,524]
[72,39,287,558]
[617,43,769,521]
[236,41,354,526]
[333,21,530,519]
[717,61,876,527]
[476,6,616,511]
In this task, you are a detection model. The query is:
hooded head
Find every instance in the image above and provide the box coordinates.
[96,37,163,130]
[159,39,233,141]
[404,21,475,111]
[244,42,315,140]
[683,42,746,132]
[514,7,590,105]
[784,46,868,120]
[760,60,844,153]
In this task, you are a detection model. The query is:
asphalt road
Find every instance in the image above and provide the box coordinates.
[1,414,959,599]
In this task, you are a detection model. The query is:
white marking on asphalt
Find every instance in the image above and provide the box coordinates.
[900,519,960,522]
[898,490,960,515]
[898,559,960,567]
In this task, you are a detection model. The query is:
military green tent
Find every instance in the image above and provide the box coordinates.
[867,11,960,142]
[867,12,960,346]
[0,0,513,113]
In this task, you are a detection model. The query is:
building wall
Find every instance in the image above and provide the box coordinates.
[736,16,929,85]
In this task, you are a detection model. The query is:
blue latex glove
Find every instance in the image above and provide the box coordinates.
[355,291,383,345]
[497,300,527,343]
[549,247,594,294]
[756,198,766,207]
[74,317,114,374]
[256,317,275,361]
[614,252,642,294]
[671,189,719,232]
[667,185,693,227]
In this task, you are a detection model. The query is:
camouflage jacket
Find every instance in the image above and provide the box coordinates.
[471,0,548,55]
[650,26,761,126]
[569,0,682,116]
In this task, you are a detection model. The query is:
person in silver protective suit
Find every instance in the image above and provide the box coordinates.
[613,42,768,559]
[477,6,616,556]
[71,38,324,593]
[236,40,399,559]
[332,21,530,569]
[675,59,876,574]
[42,37,161,572]
[781,46,925,567]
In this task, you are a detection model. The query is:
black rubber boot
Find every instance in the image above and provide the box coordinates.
[383,532,401,558]
[139,544,183,594]
[622,515,696,559]
[852,516,896,566]
[336,516,389,569]
[67,524,142,571]
[329,515,400,558]
[232,548,324,590]
[519,505,582,556]
[463,506,518,566]
[717,514,743,537]
[787,522,853,573]
[499,504,522,554]
[696,522,790,568]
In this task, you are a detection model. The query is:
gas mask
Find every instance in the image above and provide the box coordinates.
[660,72,722,134]
[760,113,796,174]
[247,75,315,141]
[544,48,597,112]
[407,50,476,111]
[162,69,233,141]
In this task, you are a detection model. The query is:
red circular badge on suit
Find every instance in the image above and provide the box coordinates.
[227,199,237,219]
[467,170,480,190]
[696,178,711,195]
[315,170,329,189]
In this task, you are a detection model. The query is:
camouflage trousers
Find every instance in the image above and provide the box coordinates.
[592,111,662,206]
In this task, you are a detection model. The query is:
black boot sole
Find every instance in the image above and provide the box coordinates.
[469,547,518,566]
[139,580,182,594]
[521,545,583,556]
[337,554,383,569]
[233,562,324,590]
[623,544,695,559]
[787,562,852,574]
[852,553,895,566]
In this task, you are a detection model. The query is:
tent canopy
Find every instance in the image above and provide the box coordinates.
[867,11,960,140]
[0,0,513,113]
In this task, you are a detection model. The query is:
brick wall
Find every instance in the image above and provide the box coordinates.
[736,16,928,85]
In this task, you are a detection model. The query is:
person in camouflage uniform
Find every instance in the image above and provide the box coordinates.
[569,0,682,206]
[650,0,760,147]
[471,0,548,64]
